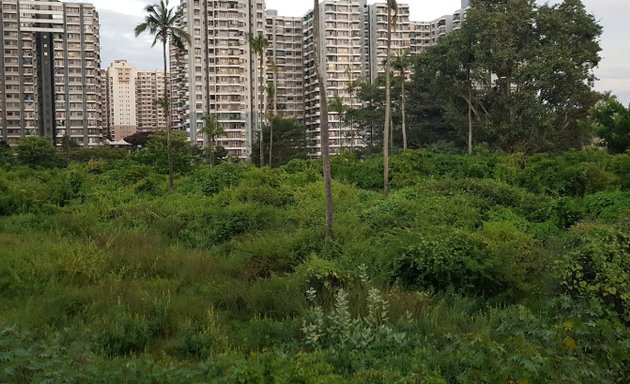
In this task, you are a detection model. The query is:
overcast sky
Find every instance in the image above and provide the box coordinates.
[68,0,630,104]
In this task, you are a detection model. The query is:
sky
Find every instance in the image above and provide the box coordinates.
[68,0,630,104]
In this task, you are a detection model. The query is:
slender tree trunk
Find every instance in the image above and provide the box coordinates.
[269,120,273,167]
[350,116,355,151]
[383,6,392,196]
[468,76,473,155]
[390,113,394,152]
[401,72,407,150]
[163,40,174,192]
[339,113,343,153]
[269,92,274,167]
[314,0,333,241]
[269,62,277,167]
[210,135,215,166]
[258,52,264,167]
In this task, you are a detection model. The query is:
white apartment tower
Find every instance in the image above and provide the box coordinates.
[0,0,102,146]
[106,60,137,141]
[367,3,411,83]
[265,10,304,120]
[410,21,431,54]
[303,0,365,157]
[174,0,266,158]
[136,71,169,134]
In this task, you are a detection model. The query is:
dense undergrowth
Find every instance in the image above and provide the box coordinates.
[0,148,629,383]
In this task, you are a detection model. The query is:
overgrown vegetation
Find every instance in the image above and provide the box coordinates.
[1,145,628,383]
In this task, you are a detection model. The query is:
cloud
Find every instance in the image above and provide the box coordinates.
[98,9,163,70]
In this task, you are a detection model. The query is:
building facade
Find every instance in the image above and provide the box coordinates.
[265,10,304,120]
[136,70,169,134]
[367,2,411,83]
[0,0,102,146]
[303,0,365,157]
[173,0,266,158]
[106,60,136,141]
[170,0,467,158]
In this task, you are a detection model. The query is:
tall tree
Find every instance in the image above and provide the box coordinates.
[407,0,602,153]
[198,114,225,166]
[267,58,279,166]
[266,85,276,166]
[589,96,630,154]
[252,117,308,166]
[313,0,334,241]
[250,34,270,167]
[383,0,397,196]
[345,67,357,151]
[467,0,601,152]
[392,50,411,150]
[134,0,190,192]
[329,96,348,153]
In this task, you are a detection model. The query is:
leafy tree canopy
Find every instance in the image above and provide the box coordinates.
[406,0,602,153]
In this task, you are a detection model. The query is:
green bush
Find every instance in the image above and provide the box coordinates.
[186,162,249,195]
[556,224,630,323]
[15,136,66,168]
[93,304,152,356]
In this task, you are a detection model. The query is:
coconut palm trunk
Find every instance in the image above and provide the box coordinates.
[162,40,174,191]
[314,0,333,241]
[258,50,265,166]
[383,1,396,196]
[135,0,190,192]
[401,68,407,150]
[468,71,473,155]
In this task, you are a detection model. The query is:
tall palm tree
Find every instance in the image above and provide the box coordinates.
[383,0,397,196]
[198,114,225,166]
[134,0,190,192]
[328,95,347,153]
[313,0,333,241]
[266,58,279,167]
[392,50,411,150]
[345,66,357,151]
[250,34,270,167]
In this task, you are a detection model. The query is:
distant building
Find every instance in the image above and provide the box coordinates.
[265,10,304,120]
[0,0,102,146]
[106,60,137,141]
[172,0,266,158]
[367,2,411,82]
[169,0,468,158]
[303,0,365,156]
[136,71,169,134]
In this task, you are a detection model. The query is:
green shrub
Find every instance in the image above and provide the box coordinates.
[332,154,383,190]
[390,231,500,295]
[93,304,151,356]
[186,162,250,195]
[556,224,630,323]
[15,136,66,168]
[584,191,630,221]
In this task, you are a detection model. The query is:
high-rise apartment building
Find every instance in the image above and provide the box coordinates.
[410,21,431,54]
[303,0,365,157]
[265,10,304,120]
[106,60,136,141]
[367,3,411,82]
[101,62,171,141]
[0,0,102,146]
[428,15,454,45]
[173,0,266,158]
[170,0,466,158]
[136,71,169,134]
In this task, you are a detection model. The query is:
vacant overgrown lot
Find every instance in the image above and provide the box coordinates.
[1,149,628,383]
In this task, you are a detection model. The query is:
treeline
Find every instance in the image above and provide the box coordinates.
[349,0,630,155]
